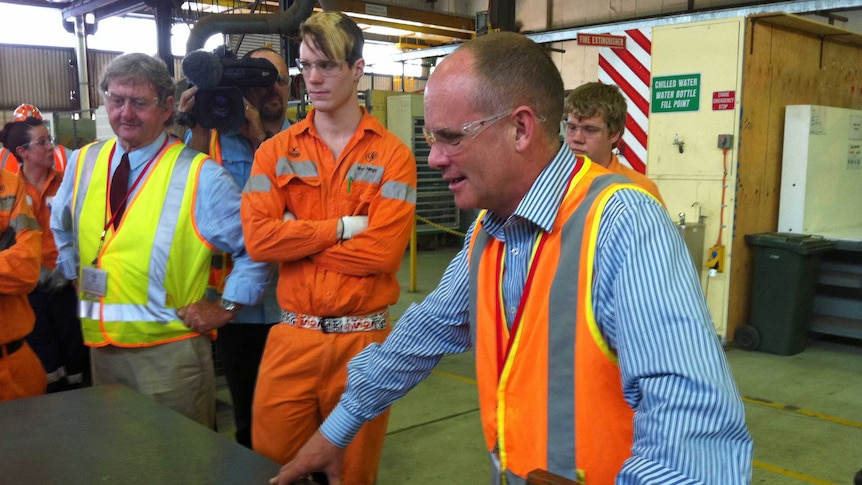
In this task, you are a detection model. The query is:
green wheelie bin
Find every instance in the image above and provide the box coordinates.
[737,233,833,355]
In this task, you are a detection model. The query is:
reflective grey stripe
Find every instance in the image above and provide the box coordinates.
[0,150,13,169]
[244,174,271,193]
[346,163,384,184]
[275,158,318,178]
[11,213,40,231]
[468,216,489,348]
[468,171,628,479]
[80,299,176,322]
[381,180,416,204]
[546,173,625,475]
[0,195,14,211]
[73,140,110,244]
[145,146,198,311]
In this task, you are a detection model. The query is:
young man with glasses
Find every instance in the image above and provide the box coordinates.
[564,82,664,204]
[270,32,751,485]
[178,46,290,449]
[240,11,416,485]
[50,52,270,427]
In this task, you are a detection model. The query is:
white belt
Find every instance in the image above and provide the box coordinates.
[280,309,388,333]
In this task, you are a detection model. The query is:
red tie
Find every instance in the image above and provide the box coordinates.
[110,153,130,229]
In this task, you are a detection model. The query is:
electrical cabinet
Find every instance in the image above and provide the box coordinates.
[779,105,862,342]
[387,94,460,234]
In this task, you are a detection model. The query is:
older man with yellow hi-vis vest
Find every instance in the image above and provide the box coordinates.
[50,53,270,427]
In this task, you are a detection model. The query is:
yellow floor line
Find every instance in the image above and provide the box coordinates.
[752,460,841,485]
[743,396,862,429]
[429,373,854,484]
[431,369,477,385]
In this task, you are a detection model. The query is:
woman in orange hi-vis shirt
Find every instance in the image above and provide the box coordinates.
[0,104,69,174]
[4,116,88,392]
[0,119,45,401]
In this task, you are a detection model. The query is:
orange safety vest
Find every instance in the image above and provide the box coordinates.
[468,158,637,485]
[0,146,68,173]
[206,130,232,292]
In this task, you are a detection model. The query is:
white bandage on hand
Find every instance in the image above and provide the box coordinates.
[340,215,368,240]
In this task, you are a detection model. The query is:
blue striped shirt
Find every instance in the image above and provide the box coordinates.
[184,125,290,324]
[322,145,752,483]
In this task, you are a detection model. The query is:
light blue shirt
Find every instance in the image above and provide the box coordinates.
[321,145,753,483]
[184,123,290,324]
[50,132,270,308]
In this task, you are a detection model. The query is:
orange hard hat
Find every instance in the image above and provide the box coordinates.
[13,104,43,121]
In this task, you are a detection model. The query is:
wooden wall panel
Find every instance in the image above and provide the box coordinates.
[728,19,862,340]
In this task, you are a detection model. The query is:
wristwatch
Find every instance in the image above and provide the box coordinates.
[220,298,241,313]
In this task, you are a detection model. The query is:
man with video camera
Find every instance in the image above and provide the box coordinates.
[178,46,290,449]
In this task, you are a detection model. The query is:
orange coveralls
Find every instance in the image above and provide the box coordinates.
[242,108,416,484]
[0,168,46,401]
[607,153,665,206]
[23,170,62,269]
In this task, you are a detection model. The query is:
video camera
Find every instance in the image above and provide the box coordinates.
[180,47,278,131]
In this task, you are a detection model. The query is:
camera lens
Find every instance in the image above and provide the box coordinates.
[209,94,232,119]
[195,87,245,130]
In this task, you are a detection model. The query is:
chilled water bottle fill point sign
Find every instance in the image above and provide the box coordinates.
[651,74,701,113]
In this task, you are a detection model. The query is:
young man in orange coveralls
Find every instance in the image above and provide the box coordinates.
[241,11,417,485]
[0,166,44,401]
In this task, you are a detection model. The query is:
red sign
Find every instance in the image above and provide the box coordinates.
[712,91,736,111]
[577,33,626,49]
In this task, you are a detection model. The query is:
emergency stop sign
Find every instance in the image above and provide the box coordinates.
[713,91,735,111]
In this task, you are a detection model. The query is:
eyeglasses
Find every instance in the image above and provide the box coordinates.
[276,74,290,87]
[103,91,161,112]
[562,121,606,137]
[23,137,54,149]
[422,111,512,155]
[295,58,345,77]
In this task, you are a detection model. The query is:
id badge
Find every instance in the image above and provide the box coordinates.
[81,266,108,298]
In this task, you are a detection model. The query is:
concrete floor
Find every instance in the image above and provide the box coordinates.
[217,243,862,485]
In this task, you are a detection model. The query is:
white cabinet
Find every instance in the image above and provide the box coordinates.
[387,94,460,234]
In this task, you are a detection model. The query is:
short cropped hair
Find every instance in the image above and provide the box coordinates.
[458,32,564,141]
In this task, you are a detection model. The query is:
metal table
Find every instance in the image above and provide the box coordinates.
[0,384,282,484]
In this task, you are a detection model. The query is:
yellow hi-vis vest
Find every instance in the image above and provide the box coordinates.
[469,157,643,485]
[71,138,213,347]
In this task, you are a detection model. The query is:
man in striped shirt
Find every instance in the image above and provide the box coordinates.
[270,31,752,485]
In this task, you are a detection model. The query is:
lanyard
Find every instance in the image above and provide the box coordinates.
[493,233,547,380]
[492,161,582,380]
[91,137,170,265]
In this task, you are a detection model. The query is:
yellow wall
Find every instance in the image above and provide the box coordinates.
[649,17,745,339]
